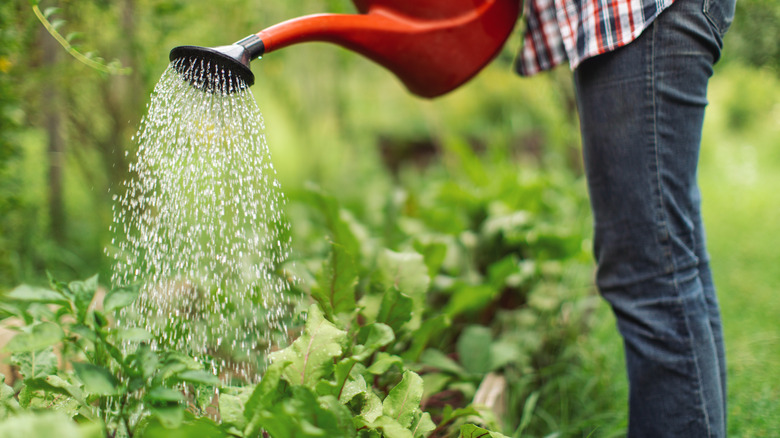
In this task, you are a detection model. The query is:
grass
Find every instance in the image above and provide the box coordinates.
[700,63,780,437]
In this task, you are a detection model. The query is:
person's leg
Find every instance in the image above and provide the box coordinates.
[573,0,734,435]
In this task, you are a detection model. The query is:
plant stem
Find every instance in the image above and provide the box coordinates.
[31,4,131,75]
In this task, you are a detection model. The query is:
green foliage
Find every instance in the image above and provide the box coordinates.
[0,150,598,435]
[725,0,780,72]
[30,3,131,75]
[0,275,225,436]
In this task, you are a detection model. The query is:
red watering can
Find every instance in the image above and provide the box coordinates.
[170,0,523,98]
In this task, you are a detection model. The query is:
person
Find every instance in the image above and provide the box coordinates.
[515,0,736,435]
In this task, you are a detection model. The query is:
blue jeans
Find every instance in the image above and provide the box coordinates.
[573,0,735,435]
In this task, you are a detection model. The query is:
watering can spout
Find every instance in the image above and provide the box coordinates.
[170,0,523,98]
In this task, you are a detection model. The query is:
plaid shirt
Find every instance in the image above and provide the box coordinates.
[516,0,675,75]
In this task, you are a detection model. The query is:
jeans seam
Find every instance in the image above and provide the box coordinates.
[648,23,672,275]
[650,16,713,437]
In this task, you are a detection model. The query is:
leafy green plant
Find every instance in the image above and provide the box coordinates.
[0,275,221,437]
[1,145,603,437]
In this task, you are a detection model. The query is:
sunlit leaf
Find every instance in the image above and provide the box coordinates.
[0,412,102,438]
[383,371,423,428]
[5,285,67,305]
[444,284,498,318]
[311,242,357,319]
[411,411,436,438]
[366,352,403,375]
[0,373,19,420]
[420,349,465,376]
[375,250,430,330]
[269,304,347,387]
[72,363,119,396]
[103,285,138,312]
[149,404,185,429]
[69,274,98,320]
[353,322,394,361]
[376,286,413,333]
[173,370,220,386]
[4,322,64,353]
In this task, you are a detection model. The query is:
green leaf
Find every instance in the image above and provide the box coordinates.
[458,423,510,438]
[244,362,289,437]
[4,322,64,353]
[311,242,358,319]
[411,411,436,438]
[376,286,414,333]
[268,304,347,387]
[69,274,98,320]
[515,391,540,436]
[219,386,252,429]
[154,351,203,383]
[11,348,58,379]
[316,356,357,399]
[72,363,119,396]
[0,374,19,420]
[361,391,384,424]
[173,370,220,386]
[138,415,225,438]
[252,387,355,438]
[65,32,83,44]
[439,405,481,425]
[70,324,98,342]
[419,349,465,376]
[43,6,61,19]
[244,361,286,418]
[489,340,522,370]
[305,184,360,256]
[0,412,103,438]
[126,343,158,386]
[353,322,395,361]
[375,250,430,330]
[444,284,499,319]
[41,375,86,404]
[145,387,186,404]
[366,352,403,375]
[5,285,68,305]
[16,382,81,415]
[338,372,367,404]
[366,416,413,438]
[21,374,90,418]
[103,285,138,313]
[50,19,66,31]
[149,404,185,429]
[413,240,448,279]
[383,371,424,428]
[457,325,493,374]
[315,393,357,435]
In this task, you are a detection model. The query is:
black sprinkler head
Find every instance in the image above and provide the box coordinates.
[169,35,265,93]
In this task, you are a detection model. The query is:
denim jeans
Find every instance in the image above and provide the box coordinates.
[573,0,735,435]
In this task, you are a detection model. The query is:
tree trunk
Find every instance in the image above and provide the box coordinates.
[42,28,65,244]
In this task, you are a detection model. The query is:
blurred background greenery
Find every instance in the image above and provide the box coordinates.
[0,0,777,436]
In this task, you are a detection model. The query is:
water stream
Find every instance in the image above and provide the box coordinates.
[108,59,294,382]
